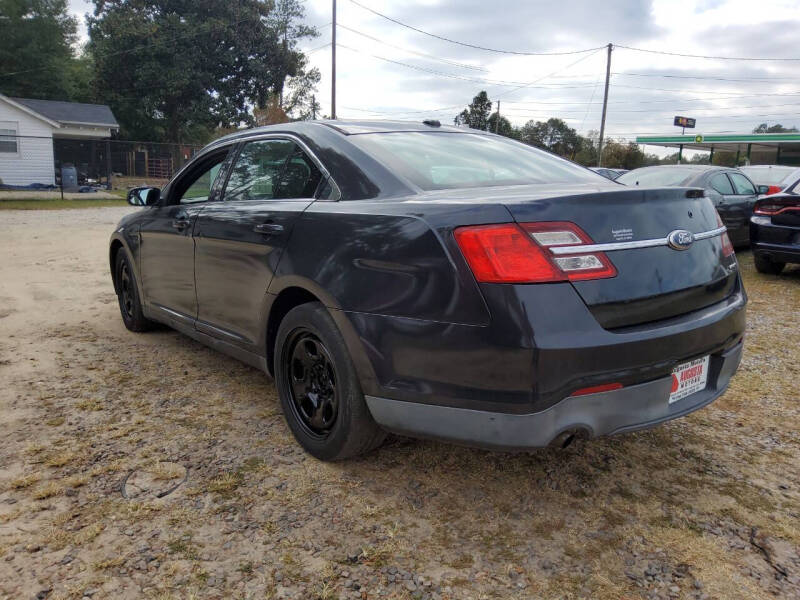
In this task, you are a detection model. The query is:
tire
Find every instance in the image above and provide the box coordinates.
[114,250,155,332]
[274,302,386,460]
[753,253,785,275]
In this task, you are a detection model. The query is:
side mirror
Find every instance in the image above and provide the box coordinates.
[127,186,160,206]
[757,185,770,195]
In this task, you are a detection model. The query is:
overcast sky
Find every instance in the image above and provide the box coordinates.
[68,0,800,147]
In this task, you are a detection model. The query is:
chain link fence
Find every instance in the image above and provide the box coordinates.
[0,134,204,191]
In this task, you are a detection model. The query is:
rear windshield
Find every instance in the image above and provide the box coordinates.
[616,167,697,187]
[738,166,795,185]
[348,131,601,191]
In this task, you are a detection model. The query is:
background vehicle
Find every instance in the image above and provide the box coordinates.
[111,121,745,460]
[739,165,800,195]
[750,191,800,274]
[617,165,760,246]
[589,167,627,180]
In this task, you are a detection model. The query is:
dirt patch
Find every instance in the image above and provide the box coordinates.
[0,207,799,599]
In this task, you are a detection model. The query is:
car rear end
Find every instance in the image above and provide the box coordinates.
[750,194,800,269]
[367,186,746,449]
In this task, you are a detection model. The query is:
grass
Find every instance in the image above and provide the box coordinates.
[0,197,127,210]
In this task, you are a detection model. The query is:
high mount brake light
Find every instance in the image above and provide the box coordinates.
[715,211,735,258]
[454,221,617,284]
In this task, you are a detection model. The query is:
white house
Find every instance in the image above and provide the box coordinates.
[0,94,119,187]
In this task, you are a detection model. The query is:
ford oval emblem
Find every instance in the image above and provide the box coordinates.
[667,229,694,251]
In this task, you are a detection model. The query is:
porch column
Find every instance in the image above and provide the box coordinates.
[106,139,112,190]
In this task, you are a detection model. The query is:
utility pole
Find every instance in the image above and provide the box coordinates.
[312,95,317,120]
[597,43,612,167]
[494,100,500,134]
[331,0,337,119]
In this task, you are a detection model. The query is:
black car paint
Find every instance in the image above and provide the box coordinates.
[110,121,746,446]
[618,166,758,246]
[750,191,800,266]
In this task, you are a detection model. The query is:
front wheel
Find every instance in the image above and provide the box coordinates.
[753,253,785,275]
[274,302,385,460]
[114,250,155,332]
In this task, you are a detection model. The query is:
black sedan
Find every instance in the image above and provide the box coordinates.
[750,182,800,274]
[110,121,745,460]
[616,165,763,246]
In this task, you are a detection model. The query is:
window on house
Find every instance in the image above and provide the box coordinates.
[0,127,18,153]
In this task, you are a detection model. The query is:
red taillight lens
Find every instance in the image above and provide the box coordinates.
[766,185,783,195]
[754,198,800,216]
[715,211,734,257]
[571,382,623,397]
[454,221,617,284]
[453,224,565,283]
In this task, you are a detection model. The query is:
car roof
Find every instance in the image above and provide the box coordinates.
[212,120,470,146]
[632,164,730,172]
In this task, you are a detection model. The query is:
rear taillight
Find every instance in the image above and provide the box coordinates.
[766,185,783,195]
[754,197,800,216]
[454,221,617,284]
[715,211,734,257]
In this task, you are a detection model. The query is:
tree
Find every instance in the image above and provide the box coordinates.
[0,0,90,100]
[753,123,798,134]
[88,0,319,143]
[454,91,493,130]
[519,118,580,158]
[487,112,517,139]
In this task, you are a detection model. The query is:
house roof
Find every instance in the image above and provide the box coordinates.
[10,97,118,128]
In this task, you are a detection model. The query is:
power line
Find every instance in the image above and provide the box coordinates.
[612,71,799,83]
[346,0,605,56]
[503,101,800,114]
[337,23,489,72]
[615,44,800,62]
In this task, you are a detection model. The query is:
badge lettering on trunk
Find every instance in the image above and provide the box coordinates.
[667,229,694,250]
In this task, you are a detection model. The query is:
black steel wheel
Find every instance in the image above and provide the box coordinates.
[275,302,386,460]
[285,329,339,437]
[753,253,785,275]
[114,250,154,332]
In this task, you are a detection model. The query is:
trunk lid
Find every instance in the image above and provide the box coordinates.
[501,186,738,328]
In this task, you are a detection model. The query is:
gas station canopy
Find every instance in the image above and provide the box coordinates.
[635,132,800,165]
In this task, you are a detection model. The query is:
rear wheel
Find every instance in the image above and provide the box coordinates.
[753,253,785,275]
[274,302,385,460]
[115,250,154,332]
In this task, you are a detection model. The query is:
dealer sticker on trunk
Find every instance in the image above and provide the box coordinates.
[668,356,710,404]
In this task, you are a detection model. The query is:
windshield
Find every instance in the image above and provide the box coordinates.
[349,131,602,191]
[616,167,697,187]
[739,166,795,185]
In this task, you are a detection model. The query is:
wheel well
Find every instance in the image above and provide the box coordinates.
[109,240,123,293]
[266,287,320,376]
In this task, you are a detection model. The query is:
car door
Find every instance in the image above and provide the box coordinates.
[706,172,745,246]
[138,147,231,326]
[725,172,758,245]
[193,137,325,348]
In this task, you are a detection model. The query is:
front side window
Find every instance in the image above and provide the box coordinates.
[728,172,756,195]
[349,131,600,191]
[710,173,734,195]
[224,139,322,201]
[0,124,18,154]
[174,151,229,204]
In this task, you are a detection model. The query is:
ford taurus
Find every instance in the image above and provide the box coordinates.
[110,120,746,460]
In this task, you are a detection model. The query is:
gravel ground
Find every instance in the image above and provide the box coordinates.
[0,207,798,600]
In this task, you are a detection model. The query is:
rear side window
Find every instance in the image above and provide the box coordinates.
[349,131,599,191]
[224,139,322,201]
[739,166,794,185]
[616,167,696,187]
[710,173,734,195]
[728,172,756,195]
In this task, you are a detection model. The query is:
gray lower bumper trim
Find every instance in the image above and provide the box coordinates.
[366,342,743,450]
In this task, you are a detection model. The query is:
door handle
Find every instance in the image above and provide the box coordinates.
[172,218,190,230]
[253,222,284,235]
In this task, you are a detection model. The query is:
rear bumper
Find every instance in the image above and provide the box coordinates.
[366,341,743,450]
[750,216,800,263]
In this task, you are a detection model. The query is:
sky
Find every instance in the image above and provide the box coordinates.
[68,0,800,152]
